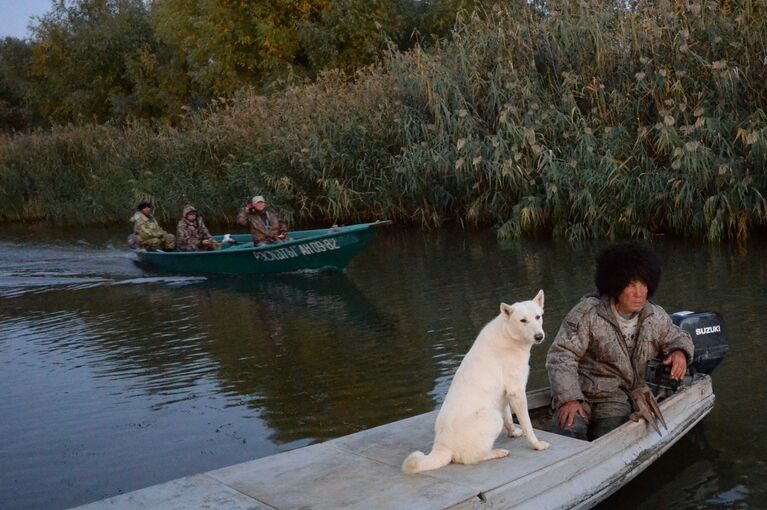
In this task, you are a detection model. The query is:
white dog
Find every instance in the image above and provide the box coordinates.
[402,290,550,474]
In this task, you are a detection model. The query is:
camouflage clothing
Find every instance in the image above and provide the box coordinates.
[546,294,693,417]
[131,211,175,251]
[236,206,286,246]
[176,206,216,251]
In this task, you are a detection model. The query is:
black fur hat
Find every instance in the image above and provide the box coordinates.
[595,242,661,299]
[136,201,151,211]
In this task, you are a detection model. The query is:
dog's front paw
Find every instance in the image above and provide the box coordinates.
[507,427,523,438]
[493,448,510,459]
[532,440,550,451]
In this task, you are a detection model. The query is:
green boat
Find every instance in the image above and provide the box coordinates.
[134,221,391,275]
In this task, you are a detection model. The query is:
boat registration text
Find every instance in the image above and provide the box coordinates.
[253,238,341,261]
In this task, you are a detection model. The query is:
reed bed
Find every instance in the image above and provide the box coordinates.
[1,0,765,241]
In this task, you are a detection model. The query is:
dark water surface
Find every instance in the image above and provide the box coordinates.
[0,224,764,509]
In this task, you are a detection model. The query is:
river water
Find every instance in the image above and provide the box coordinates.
[0,224,764,509]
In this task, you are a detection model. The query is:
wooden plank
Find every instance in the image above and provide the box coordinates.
[74,474,274,510]
[334,419,590,495]
[207,441,477,510]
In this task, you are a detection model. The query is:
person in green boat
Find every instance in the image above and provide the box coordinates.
[176,205,218,251]
[130,201,176,251]
[236,195,288,246]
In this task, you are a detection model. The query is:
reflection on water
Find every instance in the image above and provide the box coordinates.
[0,224,766,509]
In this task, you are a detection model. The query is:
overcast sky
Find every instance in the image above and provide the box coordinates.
[1,0,53,39]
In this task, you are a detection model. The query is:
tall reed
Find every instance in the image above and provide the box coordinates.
[1,0,765,241]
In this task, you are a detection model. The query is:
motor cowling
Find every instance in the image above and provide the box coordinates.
[670,311,729,375]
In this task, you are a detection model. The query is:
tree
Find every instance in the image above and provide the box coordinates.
[27,0,162,124]
[415,0,481,40]
[297,0,407,75]
[151,0,444,95]
[14,0,481,126]
[151,0,331,95]
[0,37,35,131]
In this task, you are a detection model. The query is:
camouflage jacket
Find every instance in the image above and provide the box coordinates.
[546,294,694,410]
[236,206,286,245]
[132,212,169,244]
[176,206,213,251]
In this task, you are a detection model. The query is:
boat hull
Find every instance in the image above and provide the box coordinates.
[454,375,715,509]
[74,376,716,510]
[134,222,386,275]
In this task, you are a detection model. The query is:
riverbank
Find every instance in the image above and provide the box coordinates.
[1,2,765,242]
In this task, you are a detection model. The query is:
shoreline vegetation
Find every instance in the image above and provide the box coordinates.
[1,2,765,242]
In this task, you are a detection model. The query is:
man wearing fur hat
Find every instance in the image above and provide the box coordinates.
[236,195,287,246]
[546,242,693,440]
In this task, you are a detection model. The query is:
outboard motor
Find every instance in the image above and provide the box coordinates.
[670,311,729,375]
[646,311,728,393]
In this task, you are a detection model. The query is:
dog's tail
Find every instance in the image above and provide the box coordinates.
[402,444,452,474]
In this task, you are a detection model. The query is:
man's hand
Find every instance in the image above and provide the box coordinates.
[558,400,587,429]
[663,350,687,380]
[245,203,256,212]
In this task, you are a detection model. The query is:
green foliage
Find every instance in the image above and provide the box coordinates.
[151,0,435,95]
[2,0,471,129]
[298,0,402,75]
[0,37,35,131]
[27,0,164,124]
[414,0,481,37]
[1,0,766,243]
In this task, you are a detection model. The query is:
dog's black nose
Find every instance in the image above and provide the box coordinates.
[534,333,544,342]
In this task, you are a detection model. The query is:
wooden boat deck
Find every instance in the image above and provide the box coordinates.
[73,378,714,510]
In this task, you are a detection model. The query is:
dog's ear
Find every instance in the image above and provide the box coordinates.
[500,302,514,318]
[533,289,544,309]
